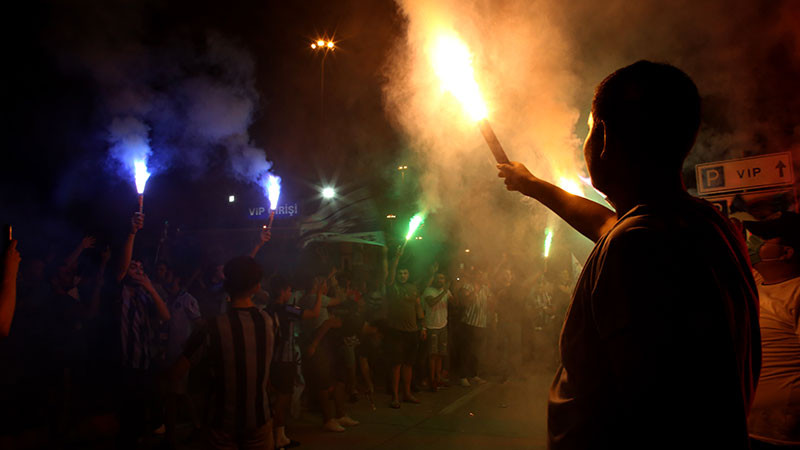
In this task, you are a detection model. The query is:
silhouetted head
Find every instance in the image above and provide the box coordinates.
[585,61,701,195]
[223,256,262,300]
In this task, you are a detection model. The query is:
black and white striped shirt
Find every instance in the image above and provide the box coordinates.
[184,307,275,431]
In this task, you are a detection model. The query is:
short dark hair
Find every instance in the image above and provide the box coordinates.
[592,60,701,169]
[223,256,263,299]
[269,274,291,300]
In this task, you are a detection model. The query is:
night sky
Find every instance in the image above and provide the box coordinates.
[2,0,412,249]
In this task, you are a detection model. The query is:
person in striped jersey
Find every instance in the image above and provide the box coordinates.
[173,256,276,450]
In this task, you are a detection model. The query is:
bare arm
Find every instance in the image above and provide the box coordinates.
[386,245,403,287]
[498,162,617,242]
[301,287,324,319]
[424,289,449,307]
[0,240,20,337]
[130,271,171,322]
[116,213,144,282]
[248,228,271,258]
[65,236,95,270]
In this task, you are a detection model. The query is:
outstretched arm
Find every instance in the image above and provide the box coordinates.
[116,213,144,282]
[386,245,403,287]
[0,240,21,337]
[498,162,617,242]
[249,228,271,258]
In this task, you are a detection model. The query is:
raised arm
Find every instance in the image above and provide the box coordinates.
[498,162,617,242]
[65,236,96,270]
[248,227,271,258]
[386,245,403,287]
[116,213,144,282]
[0,240,21,337]
[302,278,326,320]
[130,270,171,322]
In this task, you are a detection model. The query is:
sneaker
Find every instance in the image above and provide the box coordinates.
[323,419,345,432]
[460,378,471,387]
[471,376,487,385]
[336,415,360,427]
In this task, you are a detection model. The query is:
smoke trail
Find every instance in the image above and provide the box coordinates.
[61,16,274,190]
[384,0,800,263]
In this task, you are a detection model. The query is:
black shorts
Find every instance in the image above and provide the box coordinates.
[385,328,420,366]
[270,361,296,395]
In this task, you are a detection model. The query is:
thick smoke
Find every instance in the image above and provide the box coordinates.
[67,28,273,192]
[384,0,800,264]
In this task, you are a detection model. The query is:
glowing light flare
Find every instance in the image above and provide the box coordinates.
[327,41,334,49]
[266,174,281,211]
[543,228,554,258]
[405,213,425,241]
[430,34,488,122]
[316,39,325,47]
[311,43,317,49]
[322,187,336,199]
[134,160,151,194]
[558,177,584,197]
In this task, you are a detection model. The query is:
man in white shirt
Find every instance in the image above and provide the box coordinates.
[422,273,452,391]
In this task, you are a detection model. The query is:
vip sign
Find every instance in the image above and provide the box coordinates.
[248,203,299,219]
[695,152,793,195]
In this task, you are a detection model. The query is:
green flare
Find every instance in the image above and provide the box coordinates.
[543,228,554,258]
[405,213,425,241]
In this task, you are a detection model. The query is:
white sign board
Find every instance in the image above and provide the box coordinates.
[695,152,793,195]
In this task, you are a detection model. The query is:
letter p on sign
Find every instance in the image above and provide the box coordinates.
[701,166,725,189]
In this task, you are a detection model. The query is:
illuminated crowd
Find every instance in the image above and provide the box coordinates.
[0,212,575,450]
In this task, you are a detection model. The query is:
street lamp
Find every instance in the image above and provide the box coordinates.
[310,38,336,119]
[398,164,408,181]
[322,186,336,199]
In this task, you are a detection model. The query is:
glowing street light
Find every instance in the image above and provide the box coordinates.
[386,214,396,219]
[310,37,336,120]
[228,195,235,203]
[322,186,336,199]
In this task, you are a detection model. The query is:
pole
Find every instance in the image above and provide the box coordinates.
[138,194,144,214]
[267,210,275,230]
[478,119,510,164]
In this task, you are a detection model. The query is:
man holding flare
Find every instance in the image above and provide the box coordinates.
[497,61,759,449]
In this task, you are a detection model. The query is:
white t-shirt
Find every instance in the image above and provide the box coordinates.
[748,275,800,445]
[422,286,450,329]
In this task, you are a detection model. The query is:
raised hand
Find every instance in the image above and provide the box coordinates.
[497,162,537,193]
[259,227,272,244]
[80,235,97,250]
[131,213,145,234]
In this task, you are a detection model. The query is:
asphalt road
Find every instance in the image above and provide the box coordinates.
[284,371,552,450]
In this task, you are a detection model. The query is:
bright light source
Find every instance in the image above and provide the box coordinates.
[431,34,488,121]
[228,195,235,203]
[311,43,317,49]
[327,41,334,48]
[266,174,281,211]
[543,228,554,258]
[133,160,151,194]
[405,213,425,241]
[465,249,470,253]
[386,214,396,219]
[316,39,325,47]
[322,187,336,199]
[415,236,423,240]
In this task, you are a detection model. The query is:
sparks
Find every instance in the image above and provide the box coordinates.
[134,160,151,194]
[405,213,425,241]
[543,228,554,258]
[430,33,488,122]
[266,174,281,211]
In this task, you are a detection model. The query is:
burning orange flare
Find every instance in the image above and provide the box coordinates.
[430,34,488,121]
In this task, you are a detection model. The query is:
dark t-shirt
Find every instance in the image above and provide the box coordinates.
[548,195,760,450]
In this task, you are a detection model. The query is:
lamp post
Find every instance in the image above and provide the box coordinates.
[310,38,335,120]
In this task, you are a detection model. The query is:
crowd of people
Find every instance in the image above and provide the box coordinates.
[2,60,800,450]
[0,211,575,450]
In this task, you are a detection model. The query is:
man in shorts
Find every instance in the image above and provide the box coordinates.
[385,245,424,408]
